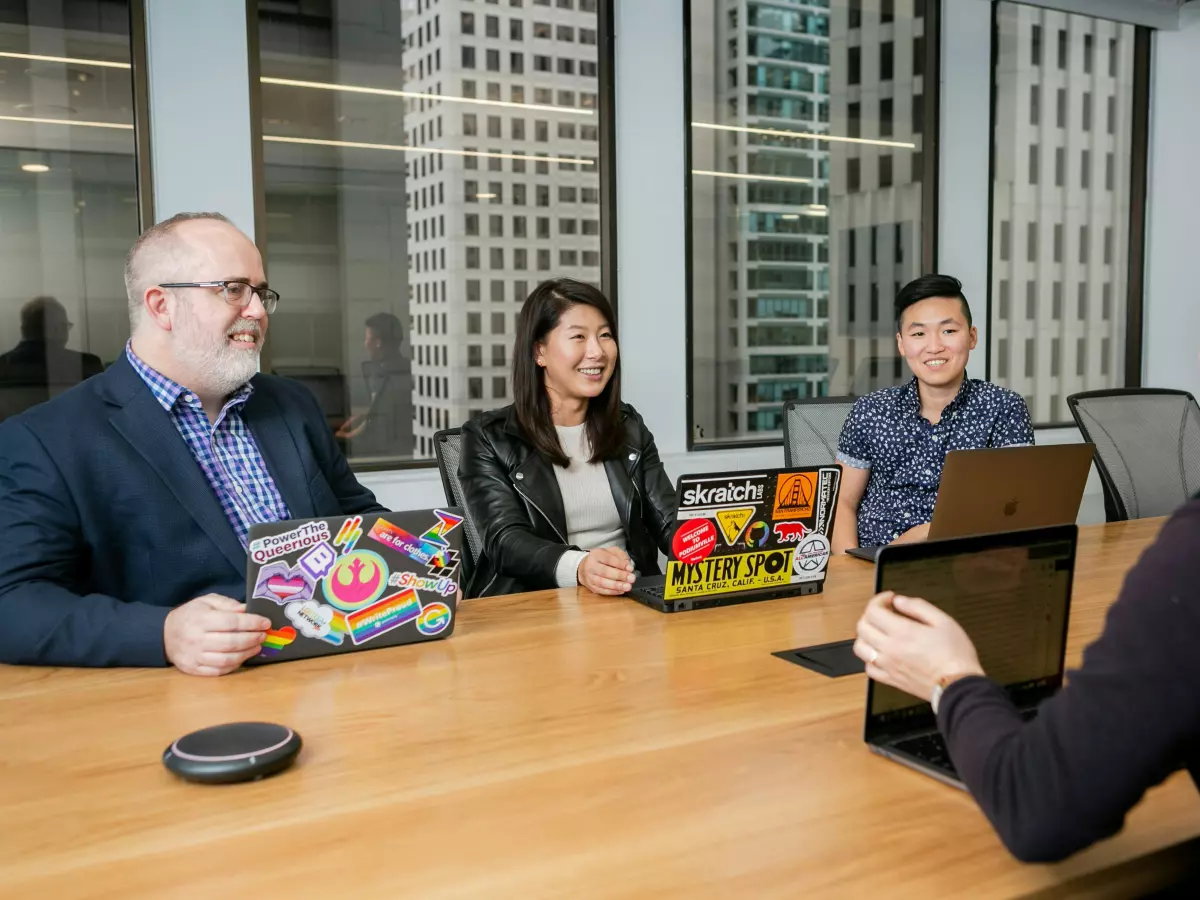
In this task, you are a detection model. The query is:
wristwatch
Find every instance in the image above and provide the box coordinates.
[931,672,972,715]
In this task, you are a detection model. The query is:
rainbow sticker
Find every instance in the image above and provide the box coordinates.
[322,550,388,612]
[416,602,453,636]
[344,589,422,645]
[260,625,296,655]
[320,611,349,646]
[368,518,460,578]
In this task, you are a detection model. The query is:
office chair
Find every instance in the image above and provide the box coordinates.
[1067,388,1200,521]
[433,428,484,585]
[782,396,856,466]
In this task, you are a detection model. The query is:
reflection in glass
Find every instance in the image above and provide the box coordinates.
[0,2,139,423]
[256,0,603,465]
[690,0,927,444]
[990,3,1135,424]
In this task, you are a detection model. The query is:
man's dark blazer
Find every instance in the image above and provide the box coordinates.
[0,353,386,668]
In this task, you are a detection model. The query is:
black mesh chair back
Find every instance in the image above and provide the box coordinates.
[433,428,484,581]
[783,397,856,467]
[1067,388,1200,521]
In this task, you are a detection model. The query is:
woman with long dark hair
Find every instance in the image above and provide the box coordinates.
[458,278,676,598]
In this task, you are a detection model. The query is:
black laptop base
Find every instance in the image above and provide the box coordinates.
[628,575,822,613]
[869,735,965,790]
[846,545,882,562]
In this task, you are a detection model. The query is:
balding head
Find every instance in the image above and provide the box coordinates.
[124,212,257,329]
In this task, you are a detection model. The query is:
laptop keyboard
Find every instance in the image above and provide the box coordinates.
[890,708,1038,776]
[891,733,957,776]
[637,581,667,599]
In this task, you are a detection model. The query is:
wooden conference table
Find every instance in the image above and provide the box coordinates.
[1,517,1198,898]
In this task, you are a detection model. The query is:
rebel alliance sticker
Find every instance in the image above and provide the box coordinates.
[791,533,831,582]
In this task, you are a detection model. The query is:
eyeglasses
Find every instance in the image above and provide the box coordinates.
[158,280,280,314]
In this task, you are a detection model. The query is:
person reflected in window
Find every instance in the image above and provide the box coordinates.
[336,312,415,458]
[0,296,104,420]
[832,275,1034,554]
[459,278,676,598]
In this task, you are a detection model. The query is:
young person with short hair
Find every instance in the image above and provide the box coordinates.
[832,275,1033,554]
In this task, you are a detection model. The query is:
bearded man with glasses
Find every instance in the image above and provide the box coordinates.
[0,212,385,675]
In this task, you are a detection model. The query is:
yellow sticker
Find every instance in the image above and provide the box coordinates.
[664,549,794,599]
[713,506,756,546]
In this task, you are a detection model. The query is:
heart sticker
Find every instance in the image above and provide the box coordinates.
[260,626,297,655]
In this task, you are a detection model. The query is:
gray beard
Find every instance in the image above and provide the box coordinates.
[173,331,260,398]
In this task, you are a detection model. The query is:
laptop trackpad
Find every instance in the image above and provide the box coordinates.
[773,639,865,678]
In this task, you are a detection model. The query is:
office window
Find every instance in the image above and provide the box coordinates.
[1028,145,1039,185]
[998,339,1009,379]
[688,0,928,443]
[1031,23,1042,65]
[1029,84,1040,124]
[256,0,605,465]
[989,4,1139,422]
[998,280,1010,319]
[0,1,143,429]
[847,158,861,193]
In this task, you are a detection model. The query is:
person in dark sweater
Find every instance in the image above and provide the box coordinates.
[852,496,1200,863]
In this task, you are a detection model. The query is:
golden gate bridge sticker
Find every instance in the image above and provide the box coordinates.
[772,471,817,520]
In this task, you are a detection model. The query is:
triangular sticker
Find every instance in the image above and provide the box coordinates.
[714,506,755,546]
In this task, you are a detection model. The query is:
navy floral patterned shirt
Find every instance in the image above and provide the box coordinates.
[836,376,1034,546]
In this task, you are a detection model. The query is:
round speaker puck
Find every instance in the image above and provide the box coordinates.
[163,721,301,784]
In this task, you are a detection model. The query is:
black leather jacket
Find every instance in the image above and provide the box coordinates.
[458,403,677,597]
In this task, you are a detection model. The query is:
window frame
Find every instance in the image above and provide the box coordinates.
[983,4,1151,428]
[681,0,942,451]
[247,0,618,471]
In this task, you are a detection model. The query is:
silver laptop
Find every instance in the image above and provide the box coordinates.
[847,443,1093,561]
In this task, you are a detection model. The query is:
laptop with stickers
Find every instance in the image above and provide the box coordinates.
[628,466,841,613]
[243,508,464,665]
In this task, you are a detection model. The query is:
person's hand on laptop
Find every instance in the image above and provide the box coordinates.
[164,594,272,677]
[853,591,984,704]
[891,523,931,545]
[577,547,636,596]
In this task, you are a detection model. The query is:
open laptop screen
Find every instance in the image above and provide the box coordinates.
[864,525,1077,742]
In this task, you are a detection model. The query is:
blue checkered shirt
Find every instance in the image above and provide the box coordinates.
[126,343,290,547]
